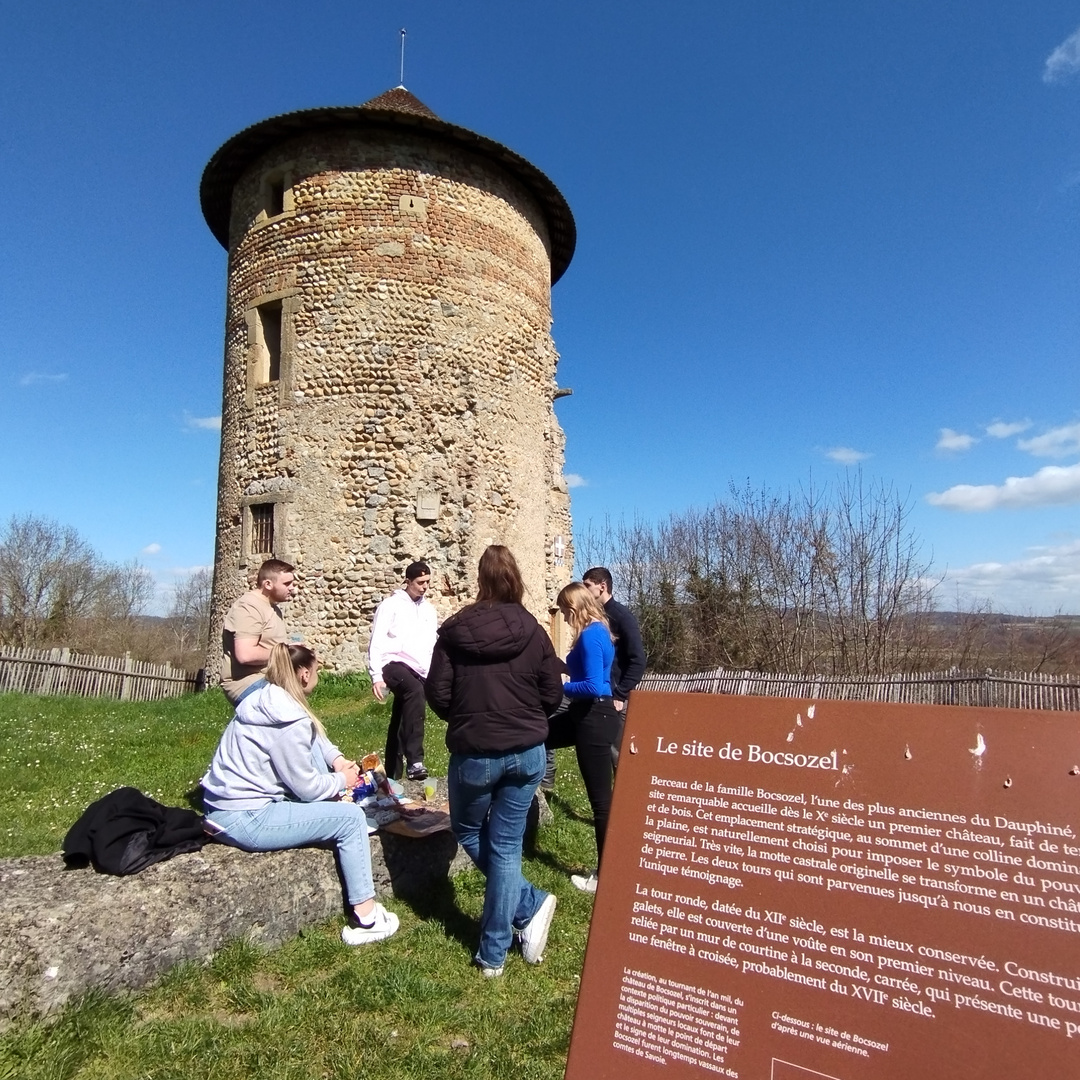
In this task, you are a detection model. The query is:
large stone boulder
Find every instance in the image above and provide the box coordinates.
[0,828,469,1025]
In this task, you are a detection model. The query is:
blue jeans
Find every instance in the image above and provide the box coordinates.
[207,800,375,907]
[448,744,549,969]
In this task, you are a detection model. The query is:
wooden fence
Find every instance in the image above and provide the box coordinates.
[0,647,200,702]
[637,667,1080,711]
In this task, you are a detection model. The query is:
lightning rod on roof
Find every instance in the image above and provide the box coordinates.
[398,28,407,88]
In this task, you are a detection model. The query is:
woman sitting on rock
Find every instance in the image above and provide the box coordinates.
[201,642,398,946]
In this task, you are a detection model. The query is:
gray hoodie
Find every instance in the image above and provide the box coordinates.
[201,682,345,811]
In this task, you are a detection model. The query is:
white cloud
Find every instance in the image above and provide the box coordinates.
[141,543,162,555]
[824,447,870,466]
[565,473,587,488]
[941,539,1080,615]
[185,413,222,431]
[1017,422,1080,458]
[1044,25,1080,84]
[19,372,67,387]
[936,428,977,453]
[927,462,1080,511]
[985,420,1031,439]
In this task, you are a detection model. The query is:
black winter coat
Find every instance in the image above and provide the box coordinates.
[63,787,206,875]
[425,602,565,755]
[605,597,647,701]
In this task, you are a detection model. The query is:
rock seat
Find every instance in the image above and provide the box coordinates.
[0,827,467,1025]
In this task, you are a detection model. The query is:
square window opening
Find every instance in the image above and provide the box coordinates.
[267,176,286,217]
[250,504,274,556]
[258,301,282,383]
[259,167,293,221]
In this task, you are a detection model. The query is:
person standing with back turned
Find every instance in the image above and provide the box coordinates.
[368,561,438,781]
[425,545,564,976]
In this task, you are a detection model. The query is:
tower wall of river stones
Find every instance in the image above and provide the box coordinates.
[202,94,575,672]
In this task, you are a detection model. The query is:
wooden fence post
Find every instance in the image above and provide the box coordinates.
[56,648,71,696]
[119,652,134,701]
[42,648,62,695]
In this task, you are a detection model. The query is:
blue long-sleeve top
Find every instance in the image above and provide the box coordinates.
[564,621,614,698]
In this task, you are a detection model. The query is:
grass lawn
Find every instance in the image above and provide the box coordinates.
[0,678,599,1080]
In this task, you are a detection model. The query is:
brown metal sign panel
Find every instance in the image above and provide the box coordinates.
[565,692,1080,1079]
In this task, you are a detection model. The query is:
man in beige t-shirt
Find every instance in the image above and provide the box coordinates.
[220,559,296,704]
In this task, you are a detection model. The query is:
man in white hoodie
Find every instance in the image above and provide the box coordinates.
[368,561,438,781]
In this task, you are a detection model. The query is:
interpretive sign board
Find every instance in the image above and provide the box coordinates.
[565,692,1080,1079]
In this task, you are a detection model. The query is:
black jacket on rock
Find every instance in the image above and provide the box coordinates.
[63,786,206,875]
[425,601,565,755]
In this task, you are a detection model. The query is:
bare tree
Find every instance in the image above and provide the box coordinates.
[0,515,161,657]
[570,483,1076,676]
[170,567,212,667]
[576,476,944,676]
[81,560,159,655]
[86,561,157,629]
[993,611,1078,674]
[810,475,938,674]
[0,515,101,647]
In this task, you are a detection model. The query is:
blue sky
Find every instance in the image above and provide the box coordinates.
[2,1,1078,614]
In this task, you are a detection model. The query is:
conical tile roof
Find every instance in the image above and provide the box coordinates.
[200,88,575,282]
[359,86,440,119]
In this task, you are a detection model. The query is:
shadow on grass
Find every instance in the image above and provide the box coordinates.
[523,796,595,880]
[542,792,593,825]
[396,875,478,953]
[524,846,577,880]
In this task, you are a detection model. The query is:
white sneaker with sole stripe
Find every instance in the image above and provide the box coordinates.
[518,893,557,963]
[341,903,399,945]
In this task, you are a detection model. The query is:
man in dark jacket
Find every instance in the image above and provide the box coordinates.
[582,567,647,711]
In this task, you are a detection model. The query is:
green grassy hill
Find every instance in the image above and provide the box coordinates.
[0,678,597,1080]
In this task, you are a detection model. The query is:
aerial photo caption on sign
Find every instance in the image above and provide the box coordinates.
[565,692,1080,1080]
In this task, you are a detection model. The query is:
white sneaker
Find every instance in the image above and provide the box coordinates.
[518,893,557,964]
[341,903,399,945]
[571,871,598,894]
[479,964,504,978]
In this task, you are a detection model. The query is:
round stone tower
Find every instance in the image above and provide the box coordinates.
[200,87,576,671]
